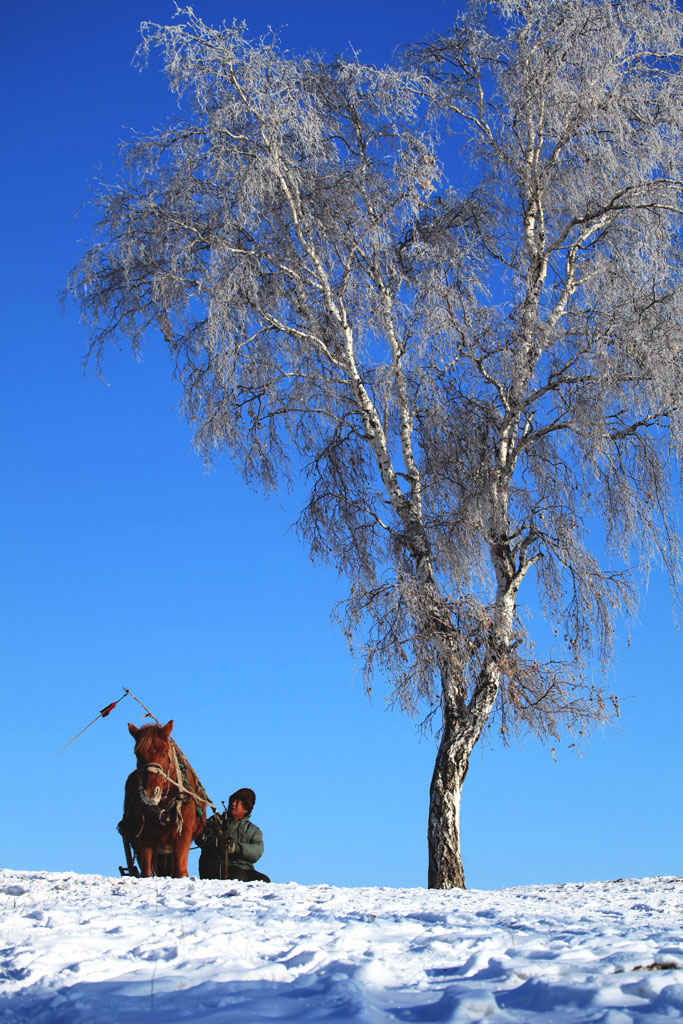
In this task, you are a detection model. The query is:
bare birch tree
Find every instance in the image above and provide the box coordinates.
[67,0,683,888]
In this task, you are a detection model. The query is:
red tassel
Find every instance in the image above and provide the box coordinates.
[99,701,119,718]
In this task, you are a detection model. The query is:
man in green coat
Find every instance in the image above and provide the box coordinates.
[197,788,270,882]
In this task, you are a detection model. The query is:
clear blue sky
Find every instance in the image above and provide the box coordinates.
[1,0,680,890]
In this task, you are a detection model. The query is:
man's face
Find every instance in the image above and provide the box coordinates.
[230,798,247,820]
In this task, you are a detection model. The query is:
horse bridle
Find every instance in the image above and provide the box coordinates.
[137,758,176,800]
[136,744,194,803]
[139,761,169,779]
[135,740,213,818]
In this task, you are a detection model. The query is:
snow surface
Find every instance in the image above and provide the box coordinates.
[0,870,681,1023]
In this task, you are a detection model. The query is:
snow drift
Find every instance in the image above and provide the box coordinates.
[1,869,681,1022]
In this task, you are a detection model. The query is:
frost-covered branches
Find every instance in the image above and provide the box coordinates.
[409,0,683,666]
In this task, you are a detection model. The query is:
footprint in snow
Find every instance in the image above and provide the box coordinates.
[130,945,179,962]
[1,885,28,896]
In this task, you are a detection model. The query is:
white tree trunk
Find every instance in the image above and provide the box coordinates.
[427,598,512,889]
[427,719,469,889]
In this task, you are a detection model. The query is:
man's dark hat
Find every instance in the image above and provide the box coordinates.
[229,787,255,813]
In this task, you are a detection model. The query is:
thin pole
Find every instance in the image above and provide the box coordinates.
[57,691,130,754]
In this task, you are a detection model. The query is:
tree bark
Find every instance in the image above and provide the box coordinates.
[427,606,512,889]
[427,716,470,889]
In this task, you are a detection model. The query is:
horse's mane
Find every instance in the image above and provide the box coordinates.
[134,724,169,760]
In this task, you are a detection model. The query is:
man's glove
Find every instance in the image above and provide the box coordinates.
[226,838,236,854]
[198,816,222,848]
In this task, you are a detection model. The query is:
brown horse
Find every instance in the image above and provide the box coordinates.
[120,720,206,878]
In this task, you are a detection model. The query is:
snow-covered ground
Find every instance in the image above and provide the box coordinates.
[0,870,681,1023]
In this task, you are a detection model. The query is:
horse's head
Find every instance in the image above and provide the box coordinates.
[128,720,174,807]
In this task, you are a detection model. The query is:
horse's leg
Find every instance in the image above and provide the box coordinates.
[137,845,154,878]
[173,835,192,878]
[173,810,196,878]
